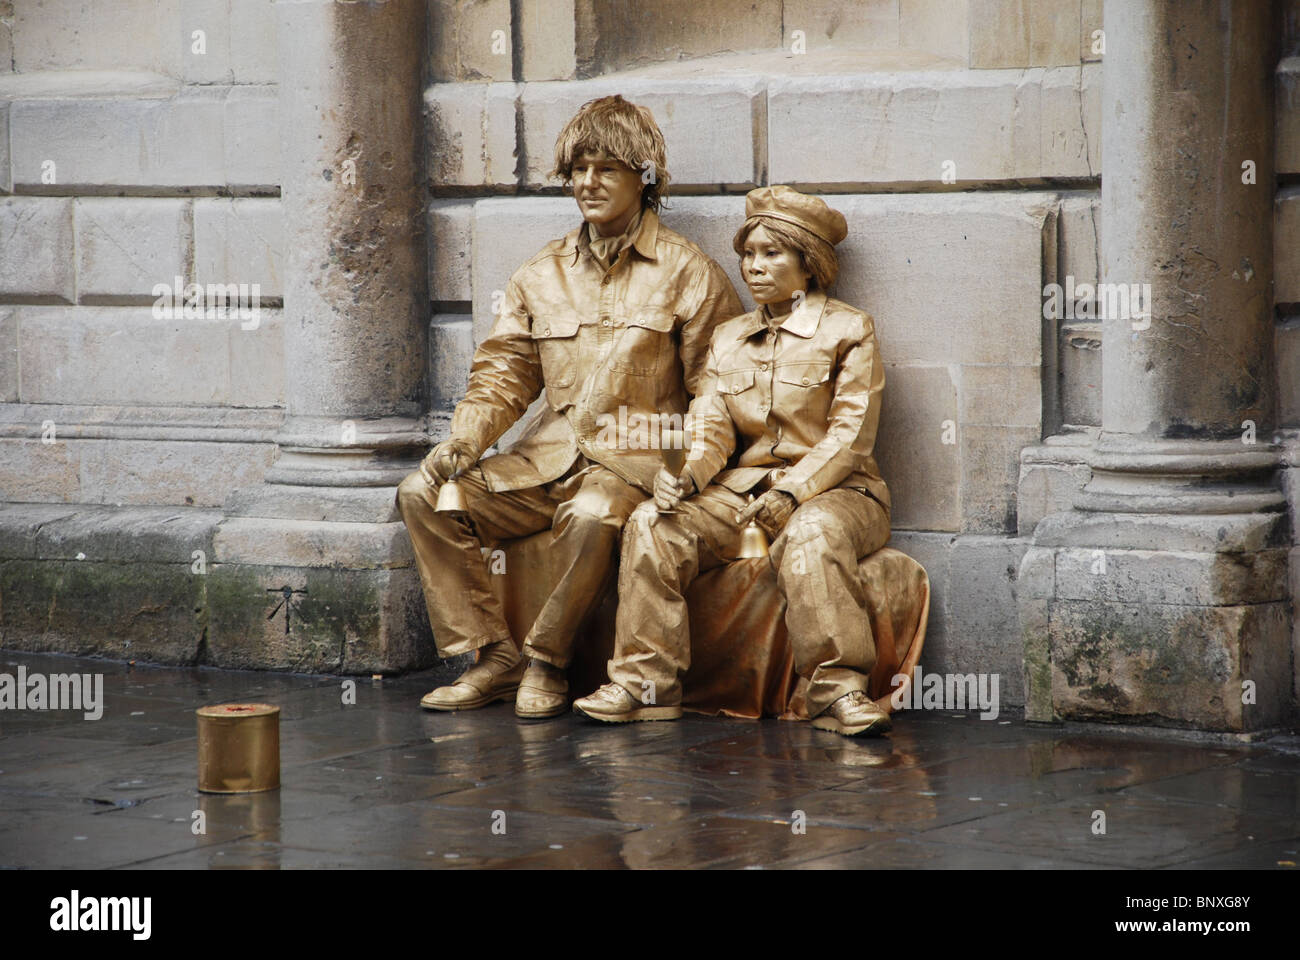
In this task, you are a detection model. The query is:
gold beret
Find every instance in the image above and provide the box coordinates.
[739,185,848,247]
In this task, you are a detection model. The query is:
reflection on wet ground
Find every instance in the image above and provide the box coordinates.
[1,653,1297,869]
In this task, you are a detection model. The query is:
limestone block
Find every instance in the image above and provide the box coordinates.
[875,363,960,532]
[1276,187,1300,304]
[429,315,474,409]
[16,306,280,407]
[0,4,11,77]
[947,535,1029,705]
[30,504,219,563]
[962,424,1041,534]
[0,101,10,193]
[424,81,519,187]
[1058,193,1100,288]
[181,0,233,84]
[9,92,225,190]
[969,0,1081,69]
[228,0,278,84]
[1079,0,1103,62]
[831,193,1051,366]
[429,200,473,301]
[0,503,85,560]
[204,562,434,673]
[0,438,80,503]
[224,85,280,188]
[0,197,74,301]
[654,195,749,302]
[960,364,1040,427]
[471,197,574,342]
[228,308,285,407]
[1277,318,1300,427]
[1059,322,1101,427]
[782,0,901,50]
[900,0,969,63]
[574,0,780,76]
[0,308,15,402]
[194,198,285,298]
[520,76,763,188]
[1279,58,1299,177]
[74,198,193,300]
[768,65,1099,185]
[519,0,575,81]
[213,517,413,568]
[1052,546,1291,607]
[429,0,512,81]
[1048,598,1291,731]
[885,529,952,649]
[12,0,182,75]
[1016,453,1090,537]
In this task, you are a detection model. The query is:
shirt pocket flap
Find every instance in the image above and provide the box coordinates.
[531,315,580,339]
[716,369,756,395]
[625,308,676,332]
[777,361,832,386]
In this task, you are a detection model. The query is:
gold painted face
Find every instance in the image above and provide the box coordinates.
[741,223,813,313]
[572,150,643,237]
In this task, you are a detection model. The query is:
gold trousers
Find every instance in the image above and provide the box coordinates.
[607,485,891,717]
[396,458,645,667]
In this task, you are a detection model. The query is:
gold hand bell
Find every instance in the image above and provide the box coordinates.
[736,494,770,559]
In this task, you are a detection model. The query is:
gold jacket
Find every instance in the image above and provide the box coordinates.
[450,208,742,494]
[684,289,891,512]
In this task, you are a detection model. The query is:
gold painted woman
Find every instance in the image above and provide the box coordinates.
[576,185,896,737]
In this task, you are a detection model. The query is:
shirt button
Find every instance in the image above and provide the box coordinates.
[801,377,810,385]
[759,362,768,370]
[541,326,550,335]
[601,318,611,327]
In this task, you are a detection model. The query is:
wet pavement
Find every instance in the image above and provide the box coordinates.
[1,651,1298,869]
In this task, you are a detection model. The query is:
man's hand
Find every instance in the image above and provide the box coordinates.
[735,489,798,540]
[420,438,478,487]
[654,467,696,512]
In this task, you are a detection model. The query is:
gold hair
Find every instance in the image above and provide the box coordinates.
[551,95,670,212]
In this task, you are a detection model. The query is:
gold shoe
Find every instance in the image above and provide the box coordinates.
[572,683,682,723]
[811,691,892,737]
[515,659,570,719]
[419,649,523,711]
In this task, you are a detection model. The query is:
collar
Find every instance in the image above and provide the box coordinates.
[735,288,828,340]
[574,207,660,265]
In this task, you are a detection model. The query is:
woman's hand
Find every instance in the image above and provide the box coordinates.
[654,467,696,512]
[736,489,798,539]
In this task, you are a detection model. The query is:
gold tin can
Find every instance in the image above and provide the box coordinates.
[196,703,281,794]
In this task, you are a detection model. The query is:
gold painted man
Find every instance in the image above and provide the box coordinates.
[396,95,742,719]
[575,185,895,737]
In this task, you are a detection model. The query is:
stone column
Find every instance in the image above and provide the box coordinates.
[209,0,437,675]
[1020,0,1292,732]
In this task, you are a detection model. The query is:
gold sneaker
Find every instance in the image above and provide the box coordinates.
[811,691,892,737]
[573,683,682,723]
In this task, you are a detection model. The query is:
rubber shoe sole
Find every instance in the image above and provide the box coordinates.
[515,695,570,720]
[419,684,519,711]
[572,702,683,723]
[811,712,892,737]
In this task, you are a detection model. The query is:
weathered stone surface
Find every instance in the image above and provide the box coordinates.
[961,424,1041,534]
[782,0,901,50]
[25,504,219,563]
[0,308,16,402]
[875,364,960,532]
[574,0,780,76]
[17,306,281,407]
[228,308,285,407]
[900,0,969,63]
[1277,187,1300,304]
[1058,195,1100,289]
[1017,439,1092,537]
[213,517,414,568]
[224,484,402,524]
[183,0,277,84]
[970,0,1082,68]
[947,535,1028,705]
[224,85,279,188]
[1279,58,1300,177]
[0,102,10,193]
[769,67,1099,185]
[1052,546,1291,607]
[12,0,182,74]
[519,0,575,80]
[1278,318,1300,427]
[205,563,435,673]
[74,198,192,300]
[0,503,85,560]
[0,439,80,503]
[960,365,1040,427]
[429,0,512,81]
[429,315,473,409]
[0,198,74,301]
[1048,598,1291,731]
[520,76,763,188]
[885,529,951,652]
[228,0,278,83]
[471,197,574,343]
[424,81,519,188]
[1079,0,1103,62]
[428,200,473,302]
[1059,321,1101,427]
[194,198,285,299]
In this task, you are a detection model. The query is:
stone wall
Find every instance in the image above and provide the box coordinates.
[0,0,1296,717]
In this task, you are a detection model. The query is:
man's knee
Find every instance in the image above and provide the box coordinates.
[396,470,432,517]
[557,488,634,539]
